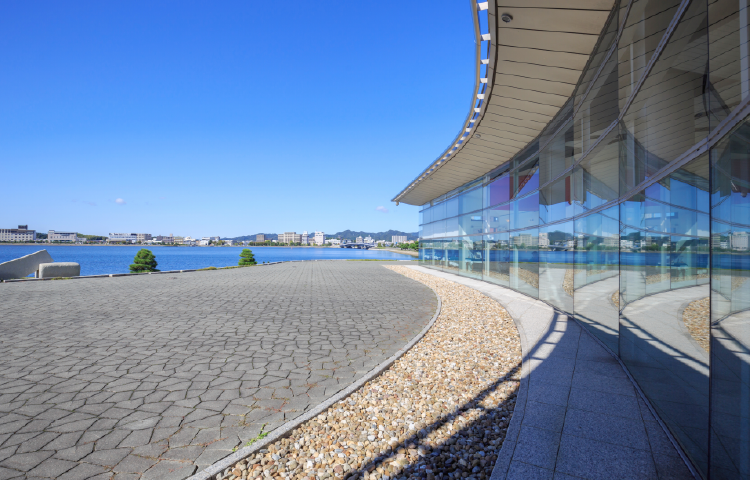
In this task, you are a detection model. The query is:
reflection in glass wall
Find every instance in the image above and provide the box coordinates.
[620,0,709,171]
[711,117,750,479]
[619,154,711,475]
[484,233,510,288]
[574,207,620,353]
[413,0,750,476]
[708,0,750,129]
[510,228,539,299]
[539,222,575,313]
[459,236,484,280]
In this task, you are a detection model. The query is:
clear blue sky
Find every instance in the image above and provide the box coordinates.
[1,1,474,238]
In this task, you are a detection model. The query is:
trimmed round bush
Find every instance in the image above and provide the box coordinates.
[130,249,159,273]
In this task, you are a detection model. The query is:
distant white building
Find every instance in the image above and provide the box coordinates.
[326,239,341,246]
[364,236,374,243]
[538,232,549,248]
[0,225,36,242]
[731,232,749,250]
[278,232,301,244]
[210,236,220,242]
[50,230,78,243]
[199,238,210,246]
[392,235,408,244]
[301,231,309,245]
[224,240,234,246]
[314,231,325,246]
[136,233,152,243]
[603,234,620,248]
[108,233,137,243]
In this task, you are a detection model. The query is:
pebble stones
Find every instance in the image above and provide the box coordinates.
[213,266,522,480]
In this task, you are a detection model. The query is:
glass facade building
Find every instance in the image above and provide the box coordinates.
[399,0,750,478]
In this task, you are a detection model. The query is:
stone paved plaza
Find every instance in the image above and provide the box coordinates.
[0,261,437,480]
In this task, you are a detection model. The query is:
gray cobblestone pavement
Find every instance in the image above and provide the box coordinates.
[0,261,436,480]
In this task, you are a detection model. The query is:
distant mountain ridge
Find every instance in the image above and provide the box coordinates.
[226,233,279,241]
[226,230,417,242]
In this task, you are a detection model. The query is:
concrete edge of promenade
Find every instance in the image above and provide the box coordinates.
[186,271,443,480]
[0,259,417,283]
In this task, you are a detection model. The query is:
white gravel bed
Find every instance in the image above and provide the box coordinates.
[211,266,521,480]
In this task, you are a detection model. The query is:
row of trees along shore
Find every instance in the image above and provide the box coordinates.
[128,249,258,273]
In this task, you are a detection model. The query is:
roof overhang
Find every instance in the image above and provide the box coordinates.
[392,0,615,206]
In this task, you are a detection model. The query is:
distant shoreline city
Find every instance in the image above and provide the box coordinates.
[0,225,418,247]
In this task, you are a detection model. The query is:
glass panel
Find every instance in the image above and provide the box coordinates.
[540,120,576,187]
[459,213,484,236]
[423,206,432,225]
[487,174,511,207]
[575,127,621,212]
[575,45,620,155]
[618,0,682,108]
[433,201,447,223]
[459,187,483,214]
[708,0,750,129]
[434,239,448,271]
[446,196,459,218]
[485,203,510,233]
[539,221,575,313]
[511,142,539,171]
[574,2,620,107]
[444,238,460,275]
[432,220,447,240]
[540,172,579,225]
[620,156,710,477]
[512,157,540,199]
[484,233,510,287]
[459,235,484,280]
[619,212,647,308]
[620,0,709,171]
[710,116,750,479]
[512,192,540,230]
[573,208,620,353]
[445,216,459,237]
[510,228,539,298]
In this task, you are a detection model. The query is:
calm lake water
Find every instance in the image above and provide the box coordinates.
[0,245,413,276]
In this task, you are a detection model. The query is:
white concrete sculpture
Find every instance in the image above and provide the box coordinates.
[0,250,54,280]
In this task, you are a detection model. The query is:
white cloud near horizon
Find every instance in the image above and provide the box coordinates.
[115,198,126,205]
[376,206,389,213]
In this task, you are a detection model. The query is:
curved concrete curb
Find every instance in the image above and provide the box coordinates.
[186,269,442,480]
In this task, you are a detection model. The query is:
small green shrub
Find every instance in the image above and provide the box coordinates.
[130,249,159,273]
[239,248,257,266]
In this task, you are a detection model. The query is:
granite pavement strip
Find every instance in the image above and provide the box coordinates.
[407,266,696,480]
[0,261,436,480]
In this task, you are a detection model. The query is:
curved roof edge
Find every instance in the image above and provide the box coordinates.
[392,0,614,207]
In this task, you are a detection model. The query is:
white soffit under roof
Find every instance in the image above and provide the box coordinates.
[393,0,615,206]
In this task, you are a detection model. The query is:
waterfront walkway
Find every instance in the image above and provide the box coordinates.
[0,262,436,480]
